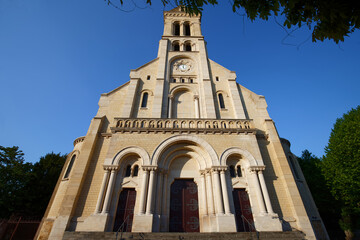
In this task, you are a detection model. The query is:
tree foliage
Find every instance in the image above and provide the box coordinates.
[0,146,32,218]
[107,0,360,43]
[0,146,66,218]
[322,106,360,235]
[24,152,67,216]
[298,150,343,239]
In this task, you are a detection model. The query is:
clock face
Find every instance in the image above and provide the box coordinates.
[179,64,188,71]
[173,59,194,73]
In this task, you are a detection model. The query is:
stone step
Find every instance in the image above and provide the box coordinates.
[63,231,305,240]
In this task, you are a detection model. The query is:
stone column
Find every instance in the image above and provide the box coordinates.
[220,168,231,214]
[180,21,184,37]
[250,167,266,214]
[139,167,149,214]
[205,169,215,215]
[212,168,224,214]
[102,167,118,214]
[200,170,208,215]
[146,167,157,215]
[161,171,169,232]
[258,169,274,214]
[194,95,200,118]
[95,168,110,213]
[161,172,168,215]
[155,170,164,215]
[168,95,173,118]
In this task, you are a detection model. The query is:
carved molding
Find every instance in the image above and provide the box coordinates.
[73,136,85,147]
[103,165,119,171]
[112,118,254,135]
[249,165,266,173]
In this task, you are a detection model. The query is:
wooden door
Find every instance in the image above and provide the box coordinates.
[169,179,199,232]
[113,188,136,232]
[232,188,254,232]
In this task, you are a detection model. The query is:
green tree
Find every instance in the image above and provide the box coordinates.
[0,146,32,218]
[108,0,360,43]
[0,146,66,218]
[298,150,343,239]
[24,152,67,216]
[322,106,360,240]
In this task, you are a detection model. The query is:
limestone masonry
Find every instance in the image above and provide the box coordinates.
[36,6,328,240]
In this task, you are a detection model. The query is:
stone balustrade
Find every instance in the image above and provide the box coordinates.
[111,118,254,134]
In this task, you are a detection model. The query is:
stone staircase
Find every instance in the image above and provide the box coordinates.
[63,231,305,240]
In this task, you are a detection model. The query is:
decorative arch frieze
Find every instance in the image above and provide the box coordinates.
[106,146,151,166]
[168,55,195,64]
[161,147,206,170]
[220,147,259,167]
[151,135,219,167]
[169,84,198,96]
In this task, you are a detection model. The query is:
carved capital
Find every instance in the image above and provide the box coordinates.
[249,165,266,173]
[103,165,119,171]
[199,169,206,176]
[142,165,158,172]
[211,166,227,172]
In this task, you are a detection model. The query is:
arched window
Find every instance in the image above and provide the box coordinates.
[190,79,193,83]
[218,93,225,109]
[141,92,148,108]
[181,78,185,83]
[184,22,191,36]
[133,165,139,177]
[125,165,131,177]
[237,166,242,177]
[184,42,192,51]
[230,165,236,178]
[64,155,76,179]
[172,41,180,51]
[173,22,180,36]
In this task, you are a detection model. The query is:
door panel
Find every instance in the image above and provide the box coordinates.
[169,179,199,232]
[113,188,136,232]
[232,189,254,232]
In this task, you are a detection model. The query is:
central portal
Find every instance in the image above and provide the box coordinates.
[169,179,200,232]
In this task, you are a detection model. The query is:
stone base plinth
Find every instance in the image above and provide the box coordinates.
[75,214,108,231]
[216,214,237,232]
[132,214,153,232]
[254,214,282,232]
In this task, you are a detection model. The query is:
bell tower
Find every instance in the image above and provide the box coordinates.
[152,6,217,119]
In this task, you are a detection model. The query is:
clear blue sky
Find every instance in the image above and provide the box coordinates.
[1,0,359,163]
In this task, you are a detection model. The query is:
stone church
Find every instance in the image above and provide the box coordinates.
[36,7,328,240]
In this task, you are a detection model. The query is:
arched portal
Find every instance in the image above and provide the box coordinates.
[151,135,219,232]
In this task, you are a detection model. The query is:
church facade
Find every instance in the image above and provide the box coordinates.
[36,7,328,240]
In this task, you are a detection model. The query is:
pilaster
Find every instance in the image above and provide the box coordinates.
[152,39,168,118]
[227,78,246,119]
[48,116,104,240]
[264,119,315,237]
[198,39,216,118]
[120,78,139,118]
